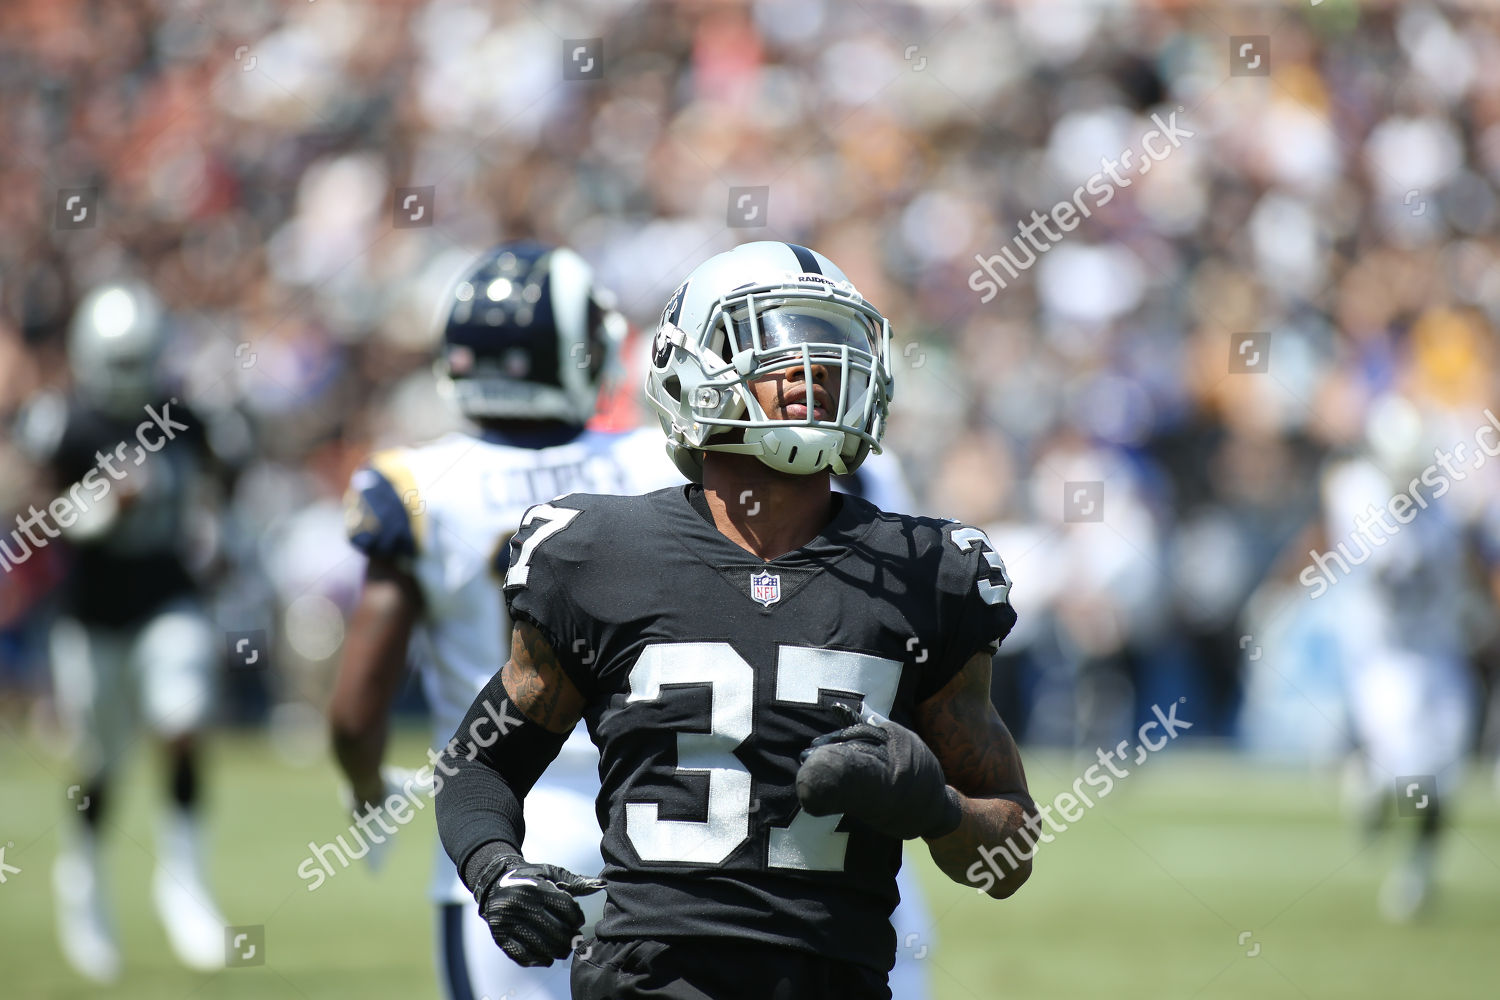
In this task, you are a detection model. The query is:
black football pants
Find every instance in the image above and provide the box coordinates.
[570,936,892,1000]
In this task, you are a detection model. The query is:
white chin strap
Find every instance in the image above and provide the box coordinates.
[740,424,849,475]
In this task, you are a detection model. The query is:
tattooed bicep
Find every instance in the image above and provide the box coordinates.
[500,619,585,734]
[915,650,1028,797]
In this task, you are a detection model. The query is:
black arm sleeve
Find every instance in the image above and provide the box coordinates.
[433,667,571,886]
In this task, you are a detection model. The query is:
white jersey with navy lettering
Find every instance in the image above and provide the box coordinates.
[344,424,682,902]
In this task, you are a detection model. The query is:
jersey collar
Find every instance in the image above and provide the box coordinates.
[672,483,874,567]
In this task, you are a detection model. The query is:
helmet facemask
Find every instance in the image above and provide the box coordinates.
[649,279,893,479]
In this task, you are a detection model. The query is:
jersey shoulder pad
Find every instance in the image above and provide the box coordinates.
[925,517,1017,689]
[860,508,958,568]
[933,518,1013,608]
[855,508,1007,604]
[344,448,426,560]
[500,491,645,695]
[499,491,644,587]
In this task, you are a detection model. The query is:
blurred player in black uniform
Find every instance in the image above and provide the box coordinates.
[435,242,1036,999]
[16,282,225,981]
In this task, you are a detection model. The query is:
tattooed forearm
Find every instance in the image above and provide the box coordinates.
[924,791,1035,896]
[501,619,584,734]
[919,651,1024,791]
[916,650,1037,899]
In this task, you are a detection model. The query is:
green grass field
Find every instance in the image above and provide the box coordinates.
[2,726,1498,999]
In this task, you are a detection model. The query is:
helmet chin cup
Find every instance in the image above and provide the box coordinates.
[744,424,849,476]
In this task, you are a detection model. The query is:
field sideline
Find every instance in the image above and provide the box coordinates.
[2,726,1497,999]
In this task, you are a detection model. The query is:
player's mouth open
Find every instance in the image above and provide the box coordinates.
[782,389,831,421]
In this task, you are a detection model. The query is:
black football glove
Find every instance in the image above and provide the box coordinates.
[470,853,605,967]
[796,703,962,841]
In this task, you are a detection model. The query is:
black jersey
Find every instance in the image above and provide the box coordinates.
[35,395,205,627]
[503,484,1015,972]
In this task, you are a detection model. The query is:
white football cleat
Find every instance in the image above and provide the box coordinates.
[152,810,228,971]
[53,831,122,983]
[1378,844,1435,924]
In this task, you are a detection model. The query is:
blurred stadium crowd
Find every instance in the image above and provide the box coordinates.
[2,0,1500,766]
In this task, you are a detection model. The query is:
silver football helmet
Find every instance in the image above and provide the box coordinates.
[644,242,893,482]
[68,282,168,417]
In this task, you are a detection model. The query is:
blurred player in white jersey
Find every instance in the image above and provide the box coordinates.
[1317,433,1477,922]
[17,282,226,981]
[328,242,683,1000]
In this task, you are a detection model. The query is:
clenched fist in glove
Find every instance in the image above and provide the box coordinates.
[797,703,963,841]
[468,851,605,967]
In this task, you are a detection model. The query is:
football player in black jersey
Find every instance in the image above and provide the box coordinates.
[435,242,1036,999]
[15,282,226,982]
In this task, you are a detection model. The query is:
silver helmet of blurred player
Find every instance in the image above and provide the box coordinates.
[435,241,626,425]
[68,282,168,418]
[644,241,894,482]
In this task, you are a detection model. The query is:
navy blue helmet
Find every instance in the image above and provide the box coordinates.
[438,241,624,424]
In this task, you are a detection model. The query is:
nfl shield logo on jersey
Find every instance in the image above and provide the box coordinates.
[750,570,781,607]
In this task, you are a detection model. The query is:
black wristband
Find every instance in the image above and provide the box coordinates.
[461,840,521,897]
